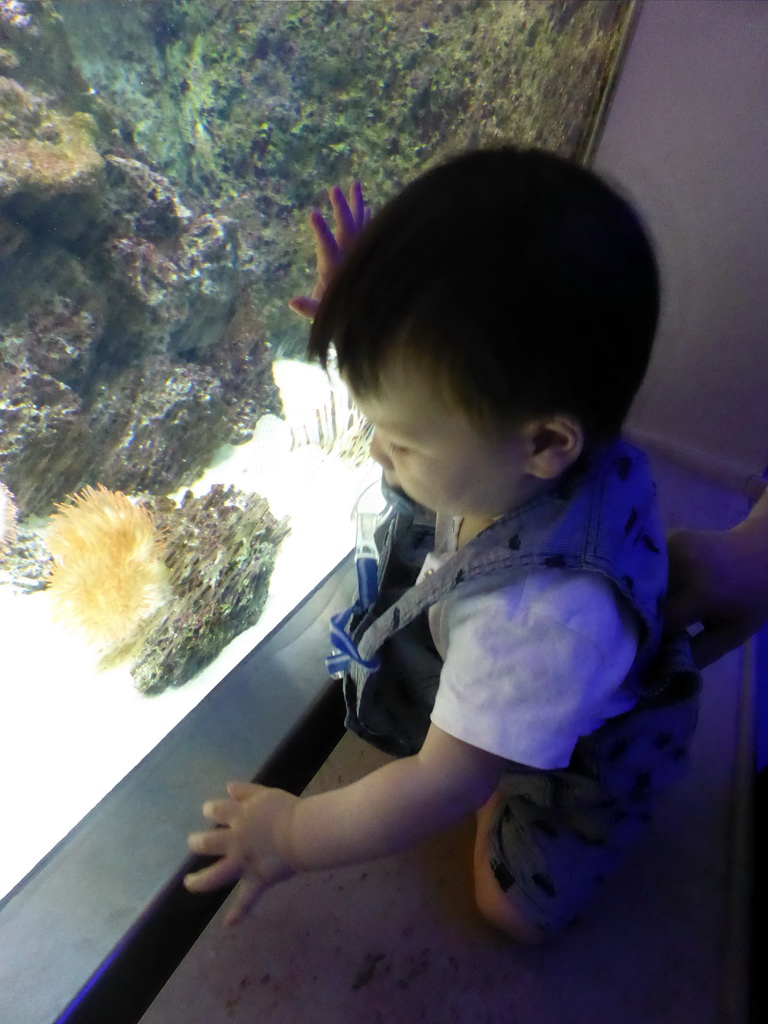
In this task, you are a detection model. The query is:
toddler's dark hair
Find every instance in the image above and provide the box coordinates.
[308,147,659,442]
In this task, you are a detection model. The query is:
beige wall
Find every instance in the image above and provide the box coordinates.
[593,0,768,482]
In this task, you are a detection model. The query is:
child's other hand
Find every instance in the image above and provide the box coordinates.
[289,181,370,320]
[184,781,298,926]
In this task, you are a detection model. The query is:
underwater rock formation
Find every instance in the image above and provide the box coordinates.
[2,2,88,99]
[0,76,103,206]
[1,2,34,34]
[0,520,52,593]
[57,0,633,359]
[0,3,278,517]
[2,1,629,517]
[130,485,290,695]
[0,478,17,551]
[99,157,239,361]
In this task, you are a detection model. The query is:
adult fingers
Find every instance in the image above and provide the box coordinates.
[663,588,705,634]
[687,616,759,669]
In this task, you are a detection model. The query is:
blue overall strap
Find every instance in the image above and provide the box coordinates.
[326,513,382,678]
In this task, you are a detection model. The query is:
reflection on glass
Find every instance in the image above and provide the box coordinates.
[0,0,632,900]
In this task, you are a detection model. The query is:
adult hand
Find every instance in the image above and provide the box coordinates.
[288,181,370,320]
[665,523,768,668]
[185,781,298,926]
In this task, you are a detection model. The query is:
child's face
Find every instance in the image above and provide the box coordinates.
[349,360,544,519]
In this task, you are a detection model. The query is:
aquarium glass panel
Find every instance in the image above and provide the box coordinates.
[0,0,633,899]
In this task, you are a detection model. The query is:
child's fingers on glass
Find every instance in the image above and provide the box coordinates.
[187,827,230,856]
[329,182,366,250]
[223,877,266,927]
[348,181,367,229]
[183,854,240,893]
[334,181,362,223]
[329,184,355,231]
[309,209,341,278]
[202,796,237,824]
[288,296,319,320]
[226,779,259,799]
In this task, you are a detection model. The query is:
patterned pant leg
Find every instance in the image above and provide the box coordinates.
[486,672,700,933]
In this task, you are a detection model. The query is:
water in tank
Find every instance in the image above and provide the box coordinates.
[0,0,632,900]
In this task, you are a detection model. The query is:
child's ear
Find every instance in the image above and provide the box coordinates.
[522,415,584,479]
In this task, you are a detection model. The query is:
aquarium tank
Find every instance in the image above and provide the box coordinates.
[0,0,632,903]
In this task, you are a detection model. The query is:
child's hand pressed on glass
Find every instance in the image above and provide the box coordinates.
[185,724,505,927]
[186,781,298,926]
[289,181,370,320]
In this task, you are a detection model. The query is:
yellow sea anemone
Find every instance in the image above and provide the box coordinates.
[46,484,171,649]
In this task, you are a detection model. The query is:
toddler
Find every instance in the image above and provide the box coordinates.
[185,148,700,942]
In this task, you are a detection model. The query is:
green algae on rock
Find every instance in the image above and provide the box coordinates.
[0,77,104,203]
[57,0,633,359]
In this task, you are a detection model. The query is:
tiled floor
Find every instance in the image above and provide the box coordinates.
[140,458,753,1024]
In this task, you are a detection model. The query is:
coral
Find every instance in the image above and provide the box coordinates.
[0,478,18,552]
[45,484,171,649]
[129,484,289,694]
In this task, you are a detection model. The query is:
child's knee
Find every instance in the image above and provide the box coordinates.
[473,853,550,944]
[473,798,550,944]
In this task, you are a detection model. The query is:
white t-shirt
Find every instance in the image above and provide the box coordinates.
[419,516,640,770]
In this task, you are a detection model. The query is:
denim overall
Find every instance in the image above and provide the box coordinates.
[330,440,701,930]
